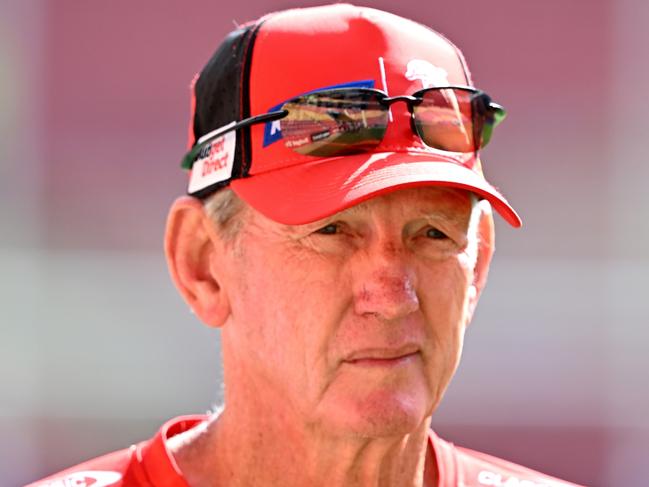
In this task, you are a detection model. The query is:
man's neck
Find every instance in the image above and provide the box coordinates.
[168,408,438,487]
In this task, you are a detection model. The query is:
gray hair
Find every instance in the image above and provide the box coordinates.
[202,189,246,241]
[466,196,489,266]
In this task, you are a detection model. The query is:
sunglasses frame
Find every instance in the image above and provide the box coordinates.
[181,85,506,170]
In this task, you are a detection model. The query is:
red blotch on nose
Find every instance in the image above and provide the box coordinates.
[355,273,419,320]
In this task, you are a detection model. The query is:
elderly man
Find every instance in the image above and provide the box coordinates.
[30,4,583,487]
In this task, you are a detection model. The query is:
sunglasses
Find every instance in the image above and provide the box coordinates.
[181,86,506,170]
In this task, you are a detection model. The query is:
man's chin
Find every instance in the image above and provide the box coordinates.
[319,390,432,439]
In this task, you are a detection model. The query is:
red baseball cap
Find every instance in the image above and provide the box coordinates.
[184,4,522,228]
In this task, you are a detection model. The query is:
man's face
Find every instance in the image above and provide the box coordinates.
[219,186,480,438]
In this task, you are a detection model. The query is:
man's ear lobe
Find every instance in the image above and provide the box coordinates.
[164,196,231,328]
[467,201,496,319]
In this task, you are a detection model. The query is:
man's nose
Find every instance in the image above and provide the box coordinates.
[352,243,419,321]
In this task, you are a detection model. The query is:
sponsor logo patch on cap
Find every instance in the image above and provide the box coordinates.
[188,122,237,193]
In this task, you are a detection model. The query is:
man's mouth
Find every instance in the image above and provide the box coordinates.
[344,346,420,367]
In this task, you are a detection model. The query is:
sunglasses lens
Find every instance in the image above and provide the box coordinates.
[414,89,499,152]
[280,90,388,157]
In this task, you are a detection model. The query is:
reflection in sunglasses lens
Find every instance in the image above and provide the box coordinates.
[414,89,476,152]
[281,90,388,157]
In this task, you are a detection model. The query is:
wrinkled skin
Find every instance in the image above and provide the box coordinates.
[164,186,494,487]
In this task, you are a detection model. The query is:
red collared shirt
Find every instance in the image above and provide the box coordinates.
[27,415,583,487]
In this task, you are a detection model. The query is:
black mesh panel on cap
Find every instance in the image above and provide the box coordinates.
[191,21,263,198]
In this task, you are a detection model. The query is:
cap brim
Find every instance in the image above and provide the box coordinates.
[231,151,522,227]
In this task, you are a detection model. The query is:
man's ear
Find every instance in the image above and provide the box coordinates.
[466,200,495,320]
[164,196,231,328]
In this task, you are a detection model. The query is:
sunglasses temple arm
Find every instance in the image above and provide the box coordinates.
[196,110,288,145]
[237,110,289,129]
[181,110,288,169]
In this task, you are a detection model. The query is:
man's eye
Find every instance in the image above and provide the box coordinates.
[315,223,340,235]
[426,227,448,240]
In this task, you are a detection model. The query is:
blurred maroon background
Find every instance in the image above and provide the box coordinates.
[2,1,648,486]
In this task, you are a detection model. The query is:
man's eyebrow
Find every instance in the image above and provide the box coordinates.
[419,209,468,226]
[342,201,371,215]
[278,205,367,234]
[279,220,324,234]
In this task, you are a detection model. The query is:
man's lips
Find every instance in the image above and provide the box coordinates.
[343,345,420,366]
